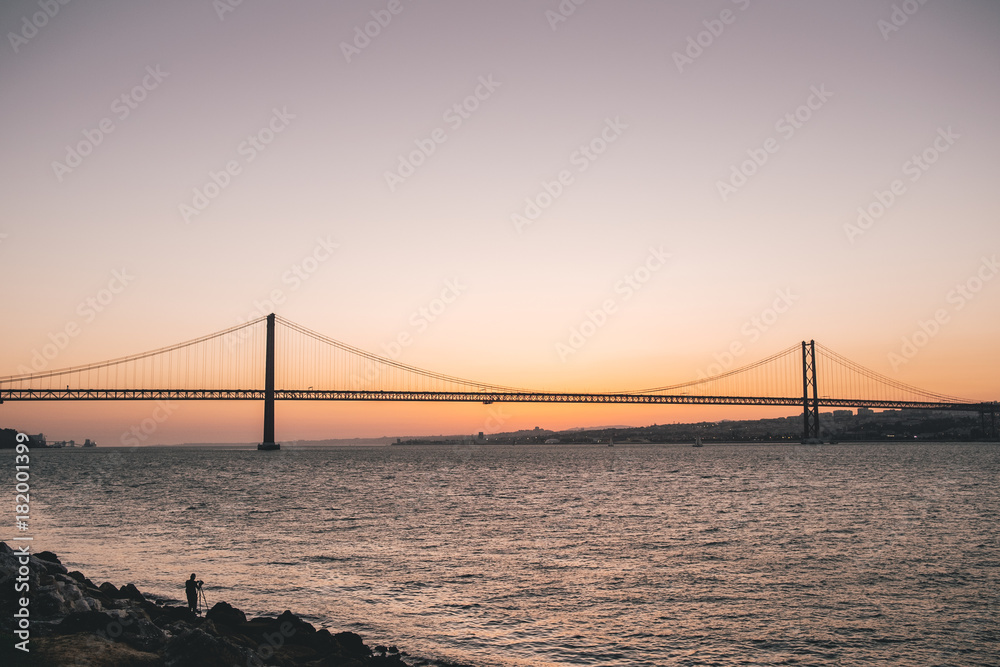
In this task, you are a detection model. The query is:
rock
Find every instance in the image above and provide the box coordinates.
[34,551,68,576]
[276,609,318,638]
[33,633,164,667]
[34,586,71,620]
[101,582,125,599]
[151,605,197,628]
[121,583,147,603]
[164,625,249,667]
[54,608,168,654]
[334,630,369,657]
[56,610,122,635]
[206,600,247,626]
[129,621,170,653]
[1,542,415,666]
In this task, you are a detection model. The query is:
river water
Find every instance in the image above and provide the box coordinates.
[14,442,1000,665]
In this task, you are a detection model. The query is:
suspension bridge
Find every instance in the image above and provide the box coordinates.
[1,314,996,445]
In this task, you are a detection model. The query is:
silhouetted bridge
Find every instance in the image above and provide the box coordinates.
[1,314,996,444]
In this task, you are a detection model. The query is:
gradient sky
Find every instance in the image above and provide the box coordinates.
[2,0,999,445]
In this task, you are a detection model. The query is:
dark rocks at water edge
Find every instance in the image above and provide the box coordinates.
[0,542,414,666]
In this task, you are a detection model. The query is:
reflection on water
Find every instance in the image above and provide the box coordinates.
[22,443,1000,666]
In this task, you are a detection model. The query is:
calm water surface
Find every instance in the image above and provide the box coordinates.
[17,443,1000,666]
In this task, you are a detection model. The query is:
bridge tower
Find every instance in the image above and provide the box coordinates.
[259,313,279,450]
[801,340,820,442]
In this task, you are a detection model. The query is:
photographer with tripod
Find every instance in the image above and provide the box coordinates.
[185,573,205,615]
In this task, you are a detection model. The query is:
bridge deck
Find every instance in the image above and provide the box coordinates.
[0,388,989,412]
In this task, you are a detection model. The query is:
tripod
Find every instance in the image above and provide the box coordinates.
[198,585,209,614]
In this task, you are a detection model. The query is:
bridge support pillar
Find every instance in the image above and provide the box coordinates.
[981,404,998,441]
[260,313,278,450]
[802,340,820,443]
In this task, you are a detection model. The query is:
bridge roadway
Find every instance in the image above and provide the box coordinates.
[0,388,991,413]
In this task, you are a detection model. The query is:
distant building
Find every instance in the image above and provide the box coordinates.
[833,410,853,419]
[857,407,874,417]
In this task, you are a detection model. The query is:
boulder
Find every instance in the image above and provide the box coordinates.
[34,551,68,576]
[205,600,247,626]
[276,609,318,638]
[100,582,125,599]
[333,631,369,657]
[121,583,147,603]
[151,605,197,627]
[164,625,249,667]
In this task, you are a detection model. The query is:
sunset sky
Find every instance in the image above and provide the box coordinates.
[2,0,998,445]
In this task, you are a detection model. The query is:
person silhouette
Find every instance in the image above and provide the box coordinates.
[185,573,203,614]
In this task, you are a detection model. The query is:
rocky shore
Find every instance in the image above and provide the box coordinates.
[0,542,457,666]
